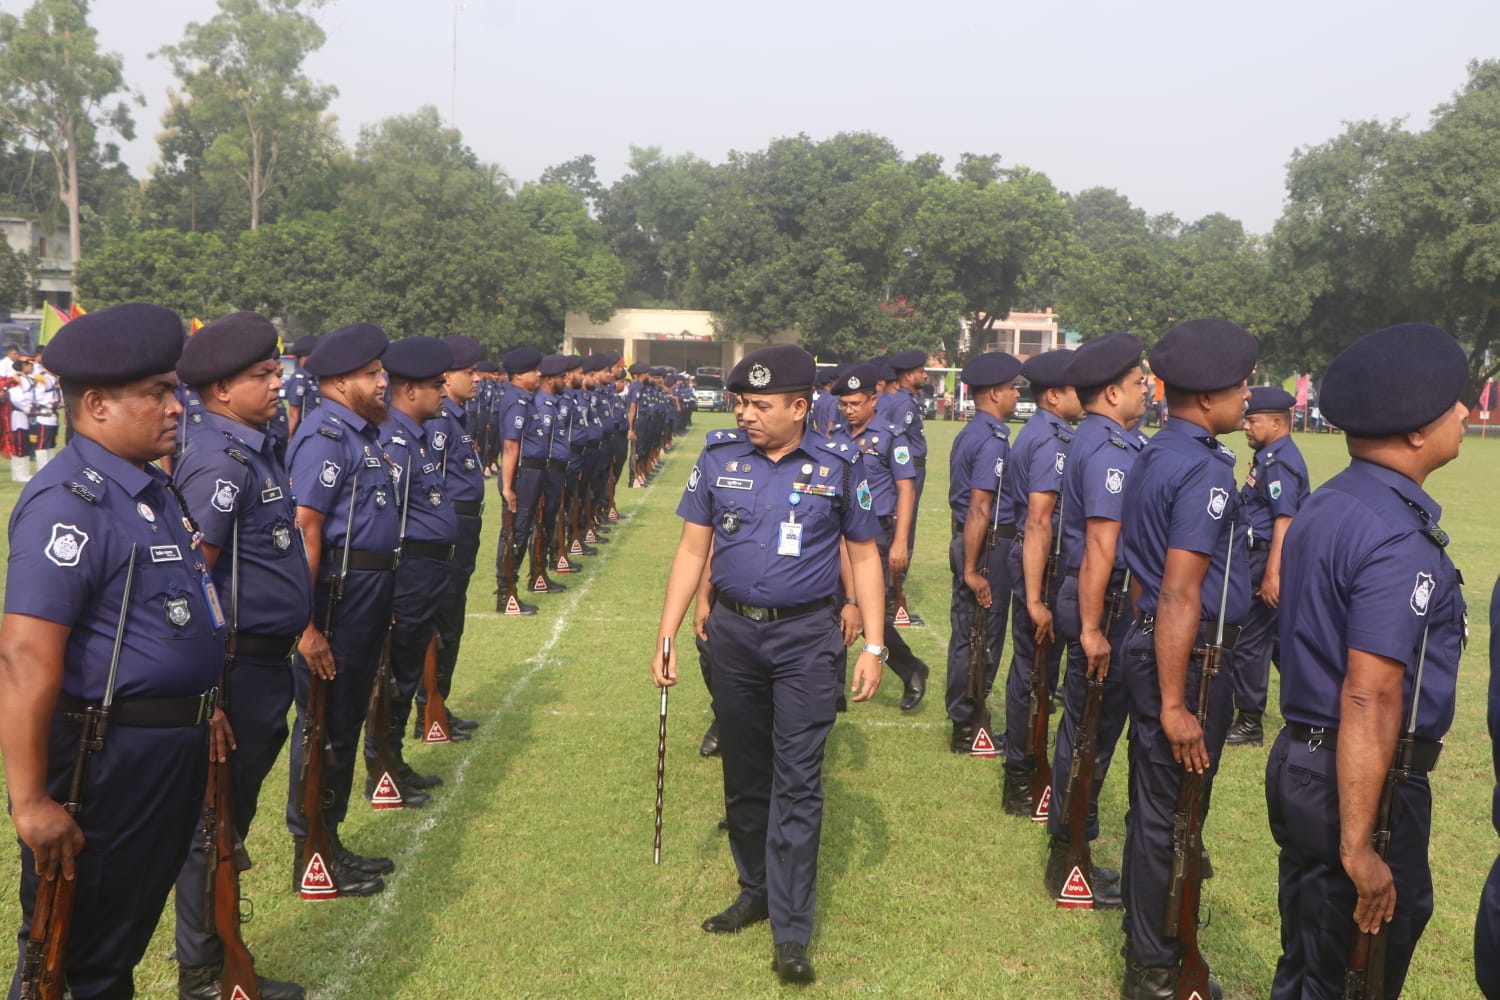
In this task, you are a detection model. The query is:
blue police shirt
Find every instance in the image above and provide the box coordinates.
[878,390,927,459]
[811,393,841,437]
[1239,434,1309,547]
[948,411,1010,526]
[543,389,573,463]
[677,428,878,607]
[851,418,916,518]
[1121,418,1249,625]
[287,398,401,559]
[427,398,485,505]
[176,412,313,637]
[283,366,320,417]
[382,409,459,547]
[1278,459,1466,741]
[1004,409,1073,529]
[1060,413,1140,574]
[6,435,224,700]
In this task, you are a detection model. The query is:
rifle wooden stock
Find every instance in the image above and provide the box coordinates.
[421,633,451,743]
[1164,642,1220,1000]
[1058,677,1103,907]
[499,505,517,594]
[529,494,548,589]
[964,593,993,747]
[296,674,337,898]
[204,755,260,998]
[1026,552,1060,822]
[365,625,404,807]
[888,568,908,621]
[20,874,74,1000]
[1343,729,1413,1000]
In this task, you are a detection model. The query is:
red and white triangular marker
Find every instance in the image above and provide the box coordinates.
[299,851,337,899]
[503,594,524,615]
[1186,993,1206,1000]
[892,604,912,626]
[569,539,584,555]
[969,727,998,758]
[556,556,570,572]
[426,720,450,744]
[1056,864,1094,909]
[1031,785,1051,823]
[369,771,404,810]
[229,985,254,1000]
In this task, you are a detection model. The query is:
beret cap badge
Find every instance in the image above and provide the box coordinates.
[748,364,772,389]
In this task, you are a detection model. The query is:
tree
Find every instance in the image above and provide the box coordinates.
[599,146,713,307]
[157,0,336,230]
[74,228,234,318]
[0,0,135,262]
[0,239,28,309]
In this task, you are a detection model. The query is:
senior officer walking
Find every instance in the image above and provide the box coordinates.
[1118,319,1256,999]
[1478,573,1500,1000]
[1223,386,1308,747]
[1268,324,1470,999]
[946,352,1022,757]
[170,312,311,1000]
[650,345,887,985]
[284,324,398,898]
[0,304,224,999]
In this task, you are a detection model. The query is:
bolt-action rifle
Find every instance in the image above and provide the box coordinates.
[1027,491,1066,822]
[366,458,412,805]
[963,459,1005,754]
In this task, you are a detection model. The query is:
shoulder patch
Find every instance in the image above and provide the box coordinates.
[1107,434,1128,450]
[318,426,342,440]
[45,523,89,567]
[225,447,250,465]
[67,483,99,504]
[1053,427,1073,444]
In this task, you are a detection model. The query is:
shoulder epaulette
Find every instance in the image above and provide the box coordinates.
[225,447,249,465]
[813,434,859,463]
[1052,427,1073,444]
[704,429,748,448]
[318,426,342,440]
[1107,434,1129,449]
[67,482,99,503]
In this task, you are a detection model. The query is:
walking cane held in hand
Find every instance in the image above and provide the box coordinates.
[653,636,672,864]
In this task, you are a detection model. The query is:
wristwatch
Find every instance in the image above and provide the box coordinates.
[861,643,889,663]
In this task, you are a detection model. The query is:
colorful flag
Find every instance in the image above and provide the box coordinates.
[38,303,69,346]
[1481,378,1495,413]
[190,317,203,335]
[68,301,86,319]
[1294,373,1310,409]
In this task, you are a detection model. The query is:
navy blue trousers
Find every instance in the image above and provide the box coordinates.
[285,568,395,836]
[1045,574,1129,843]
[1227,546,1276,715]
[174,654,294,966]
[10,722,208,1000]
[370,555,451,757]
[497,465,542,586]
[707,602,843,948]
[430,512,482,703]
[1266,728,1433,998]
[1479,854,1500,998]
[946,532,1010,726]
[1119,619,1233,968]
[999,538,1064,765]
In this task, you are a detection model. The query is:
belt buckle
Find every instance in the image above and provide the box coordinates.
[745,604,768,622]
[1139,614,1155,635]
[1306,726,1325,753]
[198,686,220,725]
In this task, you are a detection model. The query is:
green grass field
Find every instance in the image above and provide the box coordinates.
[0,415,1496,998]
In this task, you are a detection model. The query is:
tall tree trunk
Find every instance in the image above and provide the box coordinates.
[65,120,81,263]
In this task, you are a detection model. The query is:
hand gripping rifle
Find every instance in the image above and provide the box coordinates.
[1027,490,1066,823]
[1164,524,1239,999]
[1056,567,1131,908]
[1345,625,1431,1000]
[21,545,137,1000]
[964,459,1005,755]
[202,521,261,997]
[653,636,671,864]
[297,483,358,899]
[366,458,412,806]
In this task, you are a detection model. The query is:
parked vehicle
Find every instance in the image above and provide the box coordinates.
[695,373,727,412]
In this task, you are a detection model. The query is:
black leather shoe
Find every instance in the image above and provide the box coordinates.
[495,591,538,615]
[179,963,307,1000]
[532,576,567,593]
[699,720,720,757]
[396,761,444,789]
[899,663,928,711]
[1001,765,1034,817]
[329,830,395,875]
[572,543,599,556]
[1226,711,1263,746]
[366,772,432,807]
[701,895,769,933]
[950,723,974,754]
[836,694,847,713]
[771,942,816,984]
[716,816,729,831]
[448,713,480,731]
[1091,878,1123,909]
[1092,863,1121,887]
[293,840,384,897]
[444,727,472,742]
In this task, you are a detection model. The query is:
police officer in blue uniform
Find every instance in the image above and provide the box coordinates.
[811,366,841,436]
[282,335,320,440]
[528,355,574,592]
[1118,319,1257,998]
[1041,334,1146,906]
[1223,386,1308,747]
[945,352,1022,760]
[1268,323,1470,999]
[170,311,310,1000]
[497,347,544,611]
[284,323,399,898]
[421,335,487,730]
[0,303,225,999]
[1478,573,1500,1000]
[365,337,460,797]
[652,344,886,985]
[883,349,929,626]
[833,363,928,708]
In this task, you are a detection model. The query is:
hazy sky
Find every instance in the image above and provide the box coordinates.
[87,0,1500,235]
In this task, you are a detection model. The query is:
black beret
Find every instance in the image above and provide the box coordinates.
[43,302,185,385]
[502,347,542,375]
[727,345,815,394]
[289,335,319,357]
[476,360,499,373]
[305,323,389,377]
[1065,333,1143,389]
[562,355,584,371]
[442,335,483,370]
[1320,323,1467,436]
[383,336,453,381]
[540,354,570,377]
[601,351,621,365]
[1020,348,1077,390]
[832,363,879,396]
[176,311,280,386]
[581,354,609,374]
[649,366,669,377]
[961,351,1023,388]
[877,361,898,383]
[816,366,837,383]
[1246,386,1296,413]
[888,348,928,372]
[627,361,650,375]
[1148,319,1257,392]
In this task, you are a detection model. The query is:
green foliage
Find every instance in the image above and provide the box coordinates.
[73,227,233,317]
[0,239,27,309]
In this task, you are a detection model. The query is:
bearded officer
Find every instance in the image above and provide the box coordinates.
[170,311,310,1000]
[0,303,225,998]
[1117,319,1256,999]
[1269,324,1469,998]
[284,324,398,898]
[651,344,886,984]
[1224,386,1308,747]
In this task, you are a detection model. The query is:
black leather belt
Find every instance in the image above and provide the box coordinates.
[549,459,567,470]
[402,540,456,562]
[453,500,484,517]
[520,457,548,470]
[583,442,600,450]
[718,596,835,622]
[234,632,300,660]
[1286,724,1443,772]
[952,518,1016,539]
[58,689,216,728]
[1067,567,1129,588]
[345,549,398,572]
